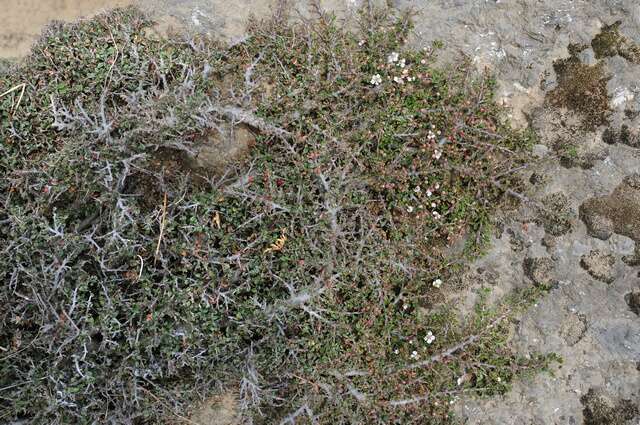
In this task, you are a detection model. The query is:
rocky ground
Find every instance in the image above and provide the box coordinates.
[3,0,639,423]
[397,1,640,423]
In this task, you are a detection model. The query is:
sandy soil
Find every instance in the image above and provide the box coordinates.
[0,0,135,58]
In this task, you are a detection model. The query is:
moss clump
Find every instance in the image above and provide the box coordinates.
[0,6,552,424]
[548,45,611,130]
[581,388,639,425]
[579,174,640,242]
[523,257,556,288]
[625,292,640,316]
[591,21,640,64]
[536,192,574,236]
[602,125,640,148]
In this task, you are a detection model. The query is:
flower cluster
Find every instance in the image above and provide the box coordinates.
[370,74,382,86]
[405,181,444,221]
[407,331,437,360]
[427,125,442,142]
[370,52,426,86]
[424,330,435,344]
[404,328,437,356]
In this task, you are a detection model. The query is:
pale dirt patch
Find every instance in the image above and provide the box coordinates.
[0,0,134,58]
[190,124,257,173]
[189,393,239,425]
[0,0,379,59]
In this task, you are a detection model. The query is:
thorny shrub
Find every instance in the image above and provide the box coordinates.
[0,5,555,424]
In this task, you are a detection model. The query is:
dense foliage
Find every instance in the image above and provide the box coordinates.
[1,6,553,424]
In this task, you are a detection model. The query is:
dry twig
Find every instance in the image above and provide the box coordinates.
[0,83,26,114]
[154,192,168,264]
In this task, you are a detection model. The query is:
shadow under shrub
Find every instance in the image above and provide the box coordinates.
[0,5,553,424]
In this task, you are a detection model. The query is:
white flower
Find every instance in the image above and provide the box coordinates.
[420,59,427,64]
[403,303,409,310]
[410,350,420,360]
[435,183,440,190]
[427,130,436,141]
[433,211,442,220]
[387,51,399,63]
[424,331,435,344]
[397,58,406,68]
[426,190,433,197]
[370,74,382,86]
[432,278,442,288]
[393,348,400,354]
[432,150,442,160]
[414,186,421,193]
[393,76,404,84]
[406,205,414,213]
[456,376,464,386]
[358,39,366,46]
[431,202,436,208]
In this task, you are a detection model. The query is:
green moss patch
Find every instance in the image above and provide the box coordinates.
[591,21,640,64]
[547,45,611,131]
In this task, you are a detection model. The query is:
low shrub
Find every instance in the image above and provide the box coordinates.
[0,5,553,424]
